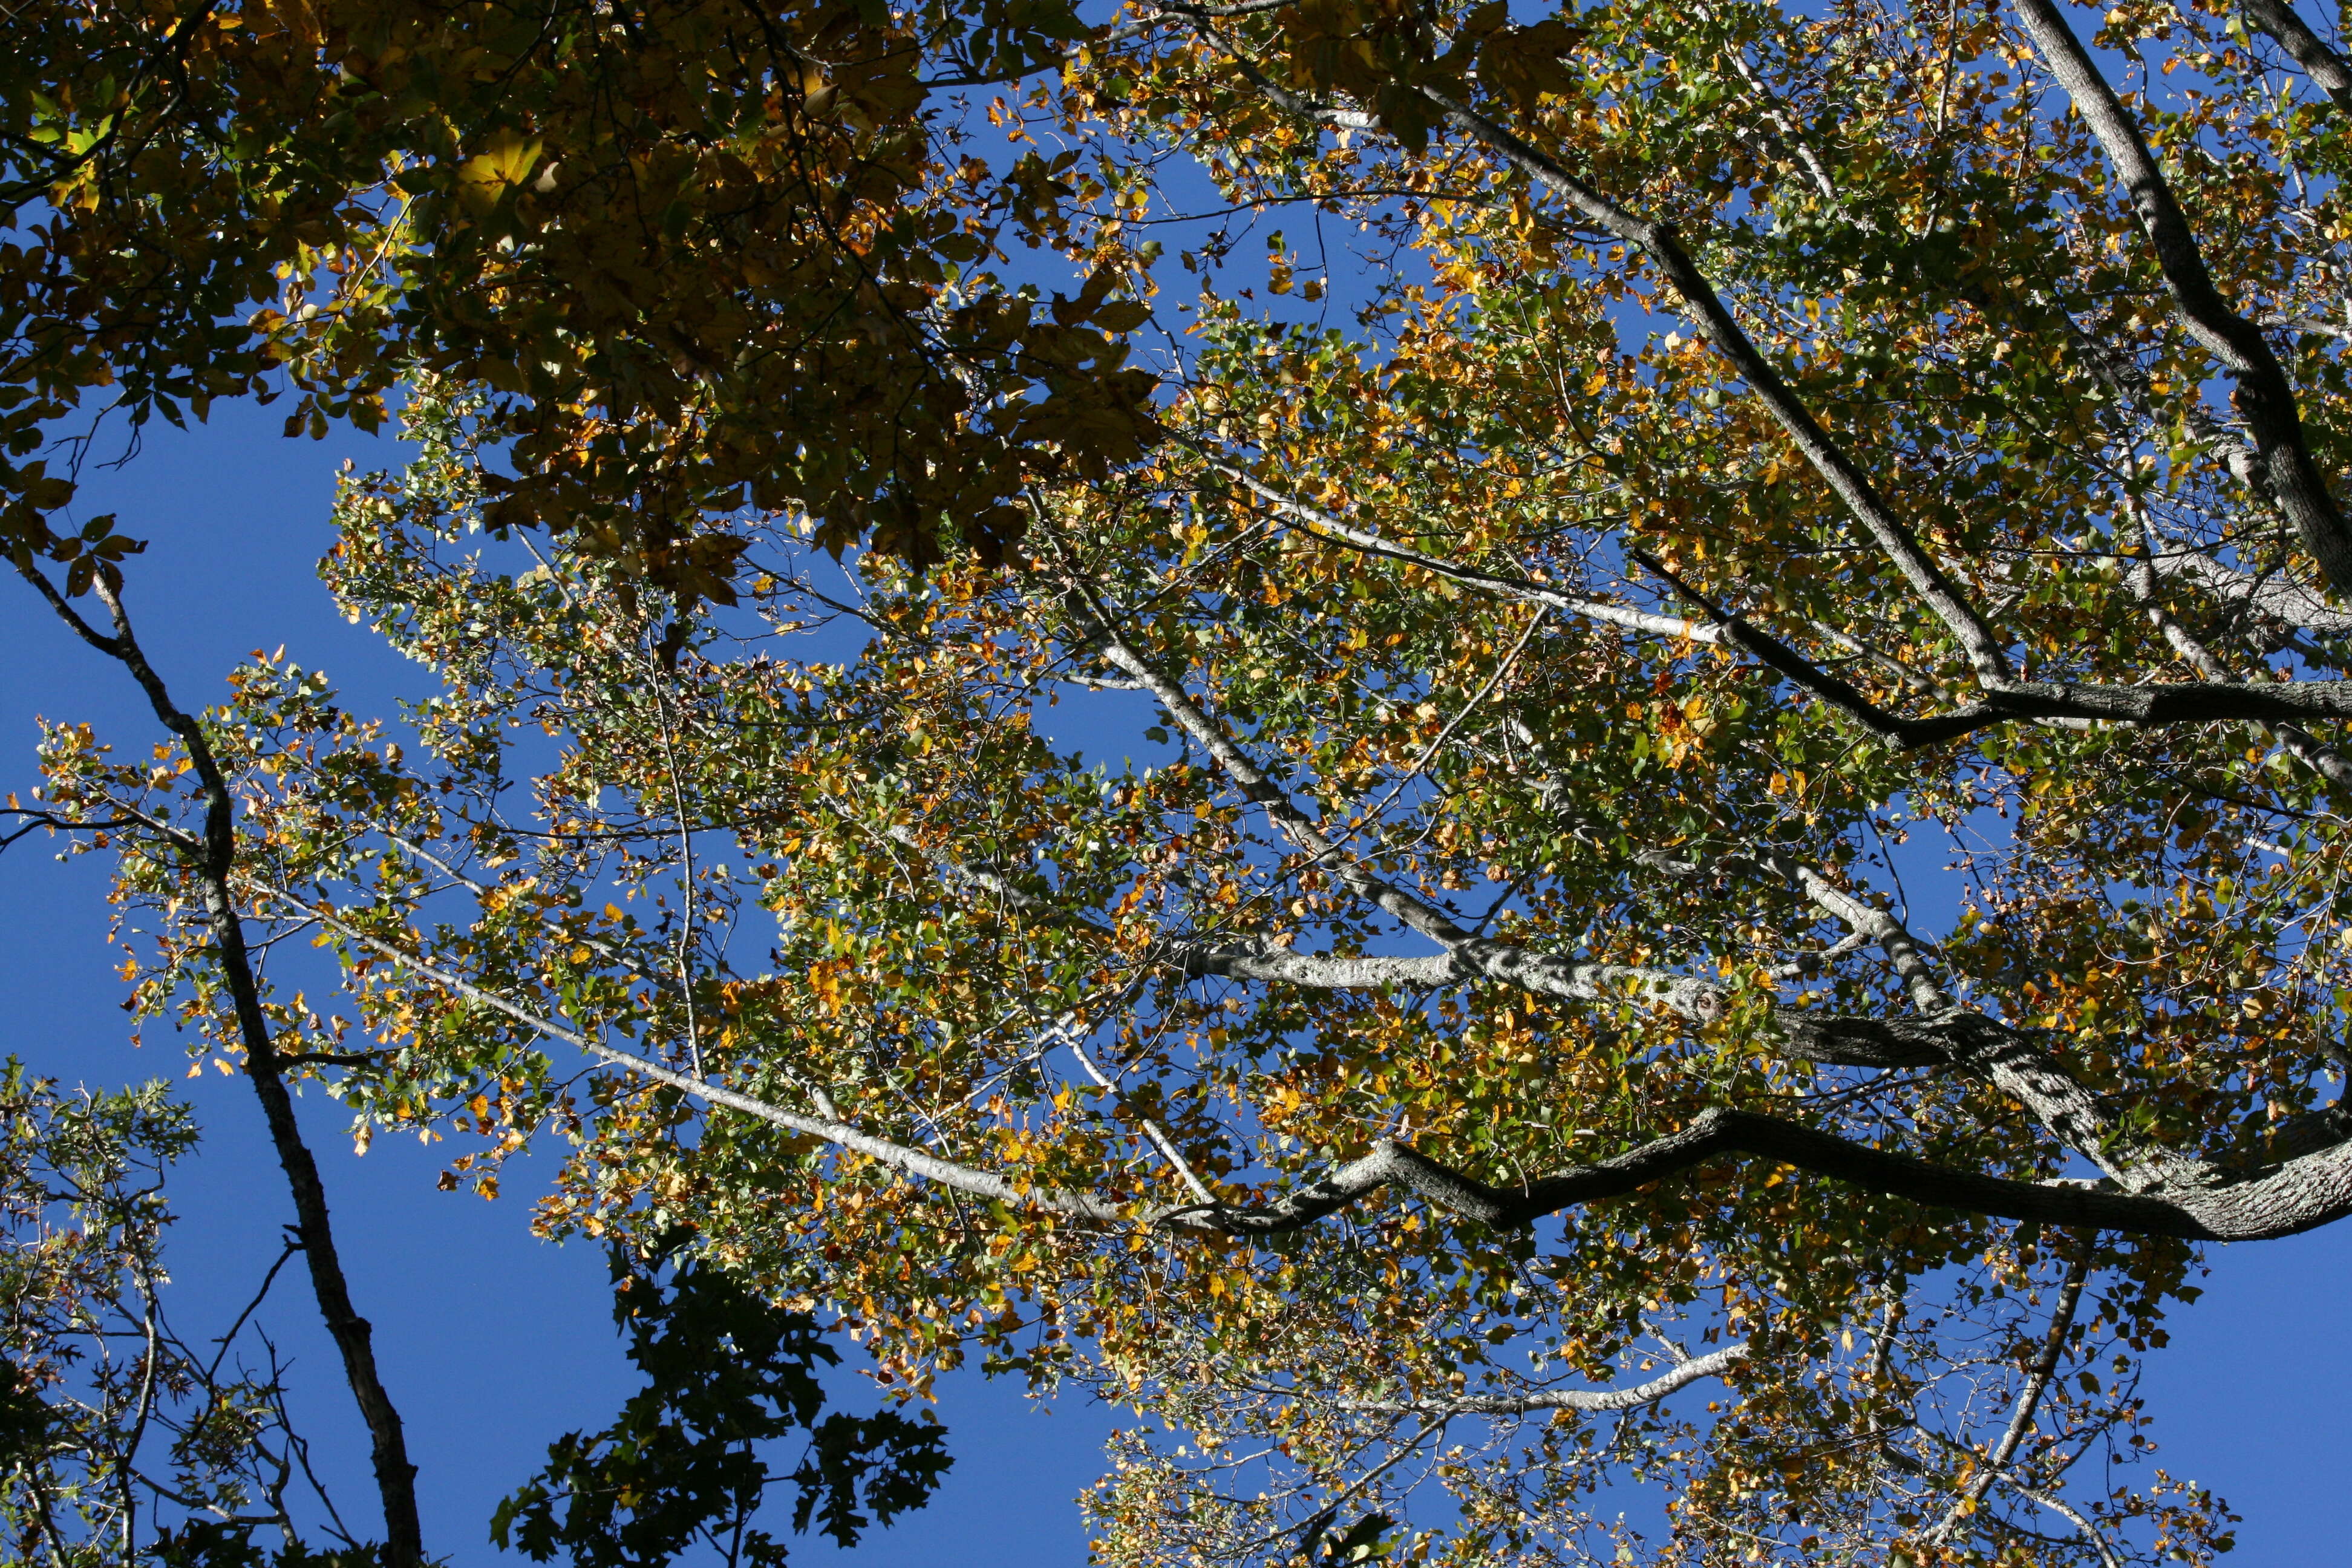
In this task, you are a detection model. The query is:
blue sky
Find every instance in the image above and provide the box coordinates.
[5,397,2351,1563]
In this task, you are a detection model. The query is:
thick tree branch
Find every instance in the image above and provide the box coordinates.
[877,802,1927,1059]
[2242,0,2352,110]
[1638,546,2352,746]
[1764,856,2207,1189]
[2122,508,2352,785]
[892,699,2188,1194]
[1978,675,2352,724]
[2015,0,2352,596]
[1176,946,1459,987]
[227,887,2352,1258]
[1120,673,2175,1196]
[1769,858,1955,1016]
[1204,438,2352,756]
[2159,549,2352,633]
[1189,1103,2352,1242]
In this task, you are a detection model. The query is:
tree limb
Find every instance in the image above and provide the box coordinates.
[256,884,1152,1228]
[16,562,426,1568]
[2242,0,2352,111]
[1185,1102,2352,1242]
[1339,1342,1749,1416]
[1929,1255,2089,1543]
[1414,86,2017,682]
[2015,0,2352,596]
[1194,452,1719,643]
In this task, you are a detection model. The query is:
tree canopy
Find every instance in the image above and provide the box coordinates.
[18,0,2352,1563]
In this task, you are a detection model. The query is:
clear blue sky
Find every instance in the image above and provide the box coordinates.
[3,403,2347,1564]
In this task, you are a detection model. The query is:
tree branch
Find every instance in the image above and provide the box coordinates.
[1204,443,2352,755]
[253,873,2350,1252]
[1630,551,2000,748]
[2015,0,2352,596]
[1082,604,1743,1023]
[2242,0,2352,111]
[1339,1342,1749,1416]
[16,562,426,1568]
[256,884,1154,1228]
[1195,453,1719,643]
[1414,86,2016,682]
[1635,547,2352,748]
[1929,1255,2089,1543]
[2011,1481,2129,1568]
[1186,1102,2352,1243]
[2157,549,2352,635]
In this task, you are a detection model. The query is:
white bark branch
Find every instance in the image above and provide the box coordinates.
[1339,1342,1749,1416]
[254,883,1151,1227]
[1197,454,1718,643]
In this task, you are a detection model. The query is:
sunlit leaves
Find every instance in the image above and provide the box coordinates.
[33,0,2352,1563]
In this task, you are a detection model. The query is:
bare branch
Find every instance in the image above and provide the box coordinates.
[1357,603,1548,823]
[2012,1482,2129,1568]
[1065,1024,1223,1207]
[1929,1255,2089,1543]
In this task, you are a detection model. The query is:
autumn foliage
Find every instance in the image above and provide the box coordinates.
[20,0,2352,1564]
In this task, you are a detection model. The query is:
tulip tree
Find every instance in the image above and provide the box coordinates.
[23,0,2352,1564]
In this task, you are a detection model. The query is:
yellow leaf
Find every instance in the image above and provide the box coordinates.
[457,131,544,214]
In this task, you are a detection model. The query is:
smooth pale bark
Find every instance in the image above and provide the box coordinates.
[1340,1342,1751,1416]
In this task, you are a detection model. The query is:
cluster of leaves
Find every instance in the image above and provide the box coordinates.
[34,349,2220,1568]
[2,0,1161,599]
[493,1245,950,1568]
